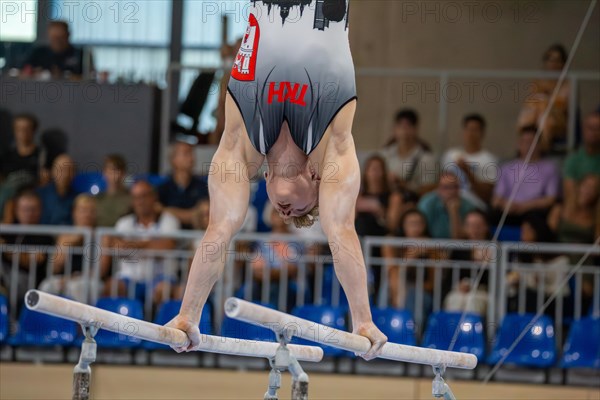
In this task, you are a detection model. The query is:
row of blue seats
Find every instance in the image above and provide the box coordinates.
[0,295,597,369]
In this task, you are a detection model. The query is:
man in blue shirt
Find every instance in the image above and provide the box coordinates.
[158,141,208,229]
[37,154,76,225]
[418,172,478,239]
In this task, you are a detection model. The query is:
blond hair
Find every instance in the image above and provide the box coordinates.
[291,207,319,229]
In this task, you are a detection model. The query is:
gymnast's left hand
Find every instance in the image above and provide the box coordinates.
[165,315,201,353]
[353,321,387,361]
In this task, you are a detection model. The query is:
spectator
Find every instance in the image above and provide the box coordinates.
[0,114,45,222]
[506,213,569,315]
[443,210,493,317]
[355,155,393,236]
[0,113,44,183]
[418,172,478,239]
[238,204,306,310]
[0,190,54,307]
[95,154,131,227]
[383,209,441,317]
[563,111,600,208]
[101,181,180,306]
[380,109,437,196]
[518,44,570,152]
[158,141,209,229]
[37,154,76,225]
[21,20,93,79]
[38,194,99,303]
[492,125,560,225]
[549,174,600,244]
[441,114,498,207]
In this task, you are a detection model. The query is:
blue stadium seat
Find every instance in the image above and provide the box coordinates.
[422,311,485,361]
[487,313,556,368]
[221,303,276,342]
[291,305,349,357]
[94,298,143,348]
[143,300,212,350]
[371,308,417,346]
[72,172,106,195]
[561,317,600,369]
[0,296,8,344]
[9,306,77,346]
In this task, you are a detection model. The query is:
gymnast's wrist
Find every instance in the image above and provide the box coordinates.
[178,309,200,324]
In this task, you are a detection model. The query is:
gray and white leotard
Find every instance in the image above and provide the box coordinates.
[228,0,356,155]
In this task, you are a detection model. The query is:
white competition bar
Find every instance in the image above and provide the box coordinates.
[225,298,478,369]
[24,290,323,362]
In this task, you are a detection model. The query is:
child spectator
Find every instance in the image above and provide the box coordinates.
[95,154,131,227]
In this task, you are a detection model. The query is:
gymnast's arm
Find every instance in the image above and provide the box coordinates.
[166,97,264,352]
[319,120,388,361]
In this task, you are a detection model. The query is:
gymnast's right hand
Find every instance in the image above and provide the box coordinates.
[165,315,201,353]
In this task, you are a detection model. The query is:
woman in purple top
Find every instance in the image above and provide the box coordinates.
[492,125,560,226]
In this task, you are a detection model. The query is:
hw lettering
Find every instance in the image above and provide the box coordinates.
[268,82,308,106]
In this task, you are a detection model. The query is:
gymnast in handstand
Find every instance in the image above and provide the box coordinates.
[167,0,387,360]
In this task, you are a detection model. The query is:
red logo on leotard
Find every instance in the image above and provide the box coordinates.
[231,13,260,81]
[268,82,309,106]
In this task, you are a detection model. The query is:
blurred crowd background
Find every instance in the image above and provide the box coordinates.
[0,0,599,384]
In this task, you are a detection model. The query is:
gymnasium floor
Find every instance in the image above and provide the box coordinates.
[1,363,598,400]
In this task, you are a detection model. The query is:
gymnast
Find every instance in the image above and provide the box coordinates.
[167,0,388,360]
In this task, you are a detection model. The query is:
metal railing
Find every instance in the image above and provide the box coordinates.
[363,237,500,338]
[499,242,600,348]
[0,225,93,322]
[1,223,598,358]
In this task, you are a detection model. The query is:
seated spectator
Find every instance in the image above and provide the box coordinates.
[37,154,77,225]
[380,109,437,196]
[0,113,43,183]
[506,214,570,315]
[443,210,493,317]
[101,181,180,306]
[549,174,600,244]
[238,204,307,310]
[492,125,560,225]
[95,154,131,227]
[442,114,498,207]
[517,44,570,152]
[418,172,478,239]
[158,141,209,229]
[38,194,99,303]
[0,190,54,307]
[563,111,600,208]
[355,155,393,236]
[21,20,93,79]
[383,210,442,316]
[0,113,44,222]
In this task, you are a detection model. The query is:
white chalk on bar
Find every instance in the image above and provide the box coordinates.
[24,290,323,362]
[225,298,478,370]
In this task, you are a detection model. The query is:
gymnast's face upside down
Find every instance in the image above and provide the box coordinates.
[264,160,320,229]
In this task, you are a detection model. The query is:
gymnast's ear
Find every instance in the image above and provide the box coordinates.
[264,171,268,180]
